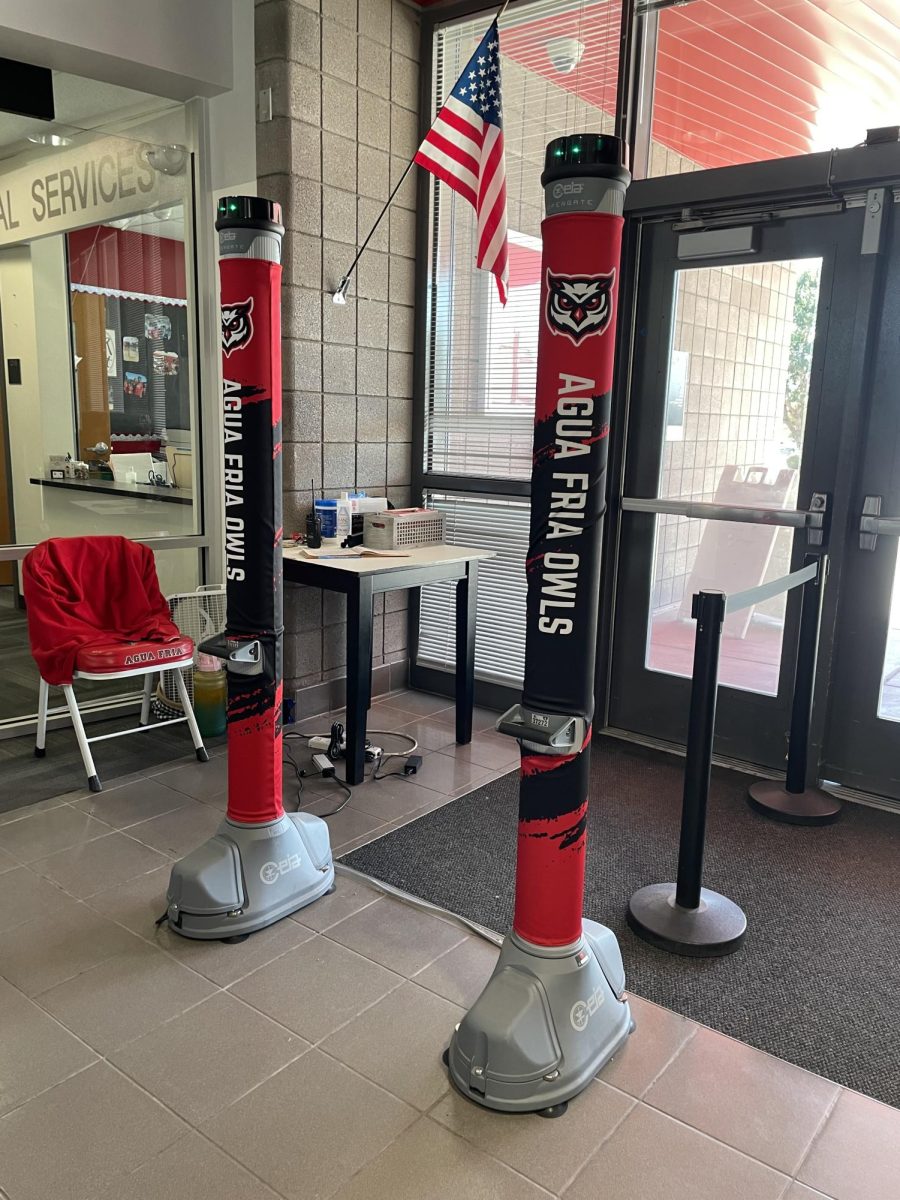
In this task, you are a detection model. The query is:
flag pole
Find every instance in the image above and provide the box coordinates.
[331,2,511,304]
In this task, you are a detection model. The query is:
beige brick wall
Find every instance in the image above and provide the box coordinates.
[254,0,420,705]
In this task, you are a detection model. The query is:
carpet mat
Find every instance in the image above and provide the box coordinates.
[343,737,900,1107]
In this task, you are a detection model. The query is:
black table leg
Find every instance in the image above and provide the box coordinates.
[455,561,478,744]
[345,577,374,785]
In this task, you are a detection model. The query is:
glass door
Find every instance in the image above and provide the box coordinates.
[608,205,866,770]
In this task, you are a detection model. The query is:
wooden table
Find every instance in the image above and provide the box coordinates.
[283,543,495,784]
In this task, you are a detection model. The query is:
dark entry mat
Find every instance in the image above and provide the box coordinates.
[0,715,225,816]
[343,738,900,1107]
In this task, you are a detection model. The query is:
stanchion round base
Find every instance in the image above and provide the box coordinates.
[627,883,746,957]
[747,780,842,826]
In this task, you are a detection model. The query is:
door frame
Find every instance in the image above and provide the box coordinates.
[597,142,900,787]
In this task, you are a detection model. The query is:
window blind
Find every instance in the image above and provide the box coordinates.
[424,0,621,482]
[418,493,531,685]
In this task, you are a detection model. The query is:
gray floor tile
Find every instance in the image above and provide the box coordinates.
[156,754,229,801]
[797,1088,900,1200]
[390,715,457,752]
[374,690,454,718]
[437,730,520,771]
[111,992,309,1126]
[414,751,493,797]
[413,935,500,1010]
[154,915,315,987]
[290,871,382,932]
[0,866,79,934]
[0,901,142,996]
[37,941,216,1054]
[30,831,171,898]
[84,864,172,938]
[299,799,387,850]
[562,1103,789,1200]
[644,1023,838,1174]
[326,895,466,976]
[347,777,445,822]
[125,799,224,858]
[329,1116,553,1200]
[201,1049,417,1200]
[95,1132,283,1200]
[0,806,111,863]
[0,795,70,827]
[231,935,403,1043]
[72,776,191,828]
[321,980,464,1109]
[597,994,697,1098]
[431,1078,635,1194]
[0,978,97,1117]
[0,1061,187,1200]
[783,1186,834,1200]
[0,846,18,873]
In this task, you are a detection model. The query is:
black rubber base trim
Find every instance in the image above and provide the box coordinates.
[34,747,46,758]
[88,775,102,793]
[196,747,210,763]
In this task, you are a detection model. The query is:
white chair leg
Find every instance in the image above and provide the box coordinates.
[140,672,154,726]
[171,667,209,762]
[63,684,101,792]
[35,678,50,758]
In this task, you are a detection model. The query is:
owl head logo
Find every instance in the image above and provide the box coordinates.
[221,298,254,357]
[545,270,615,344]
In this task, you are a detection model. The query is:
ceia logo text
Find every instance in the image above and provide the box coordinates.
[260,853,305,885]
[552,180,583,200]
[570,986,606,1031]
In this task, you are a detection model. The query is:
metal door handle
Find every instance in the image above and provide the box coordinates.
[859,495,900,550]
[621,493,829,545]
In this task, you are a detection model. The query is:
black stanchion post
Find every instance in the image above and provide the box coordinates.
[675,590,726,910]
[627,590,747,957]
[748,554,842,825]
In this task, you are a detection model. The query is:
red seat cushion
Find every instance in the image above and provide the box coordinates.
[75,635,194,674]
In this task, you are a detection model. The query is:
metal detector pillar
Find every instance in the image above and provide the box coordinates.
[165,197,334,940]
[446,135,633,1115]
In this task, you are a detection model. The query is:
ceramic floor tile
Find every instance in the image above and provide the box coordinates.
[431,1078,635,1194]
[95,1132,283,1200]
[0,806,111,863]
[0,1061,186,1200]
[156,754,228,801]
[290,870,382,932]
[562,1103,789,1200]
[0,977,97,1117]
[597,994,697,1098]
[0,866,75,933]
[111,992,309,1126]
[321,980,464,1109]
[346,777,443,822]
[784,1186,835,1200]
[374,690,454,718]
[230,934,403,1042]
[299,800,387,851]
[412,934,500,1010]
[71,776,191,828]
[471,705,504,733]
[37,940,216,1054]
[0,901,142,996]
[392,715,458,753]
[30,831,171,898]
[125,799,224,858]
[154,916,315,987]
[84,865,172,938]
[644,1024,839,1174]
[0,846,18,873]
[797,1089,900,1200]
[0,795,70,826]
[437,730,520,771]
[414,751,493,797]
[326,895,467,976]
[329,1115,553,1200]
[201,1049,417,1200]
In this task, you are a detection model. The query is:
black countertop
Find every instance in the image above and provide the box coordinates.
[30,476,192,506]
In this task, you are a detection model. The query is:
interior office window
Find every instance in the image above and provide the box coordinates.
[648,1,900,175]
[419,0,622,686]
[66,208,194,494]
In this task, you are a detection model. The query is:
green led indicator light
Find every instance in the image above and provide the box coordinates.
[554,147,564,157]
[571,143,581,154]
[228,202,238,213]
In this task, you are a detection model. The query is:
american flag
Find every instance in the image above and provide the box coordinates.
[414,20,509,305]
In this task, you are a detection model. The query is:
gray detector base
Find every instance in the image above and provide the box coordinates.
[165,811,334,939]
[447,919,633,1113]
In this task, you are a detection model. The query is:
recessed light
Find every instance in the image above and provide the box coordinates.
[26,132,72,147]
